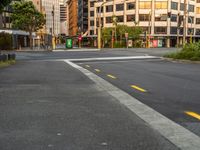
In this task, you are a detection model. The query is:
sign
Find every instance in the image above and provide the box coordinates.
[125,33,128,38]
[66,38,73,48]
[78,35,82,41]
[128,40,132,47]
[153,40,158,47]
[158,40,163,47]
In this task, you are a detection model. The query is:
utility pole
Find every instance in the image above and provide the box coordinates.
[183,0,187,46]
[52,5,56,50]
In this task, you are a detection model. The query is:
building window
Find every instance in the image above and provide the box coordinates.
[155,2,167,9]
[97,7,104,13]
[139,14,150,21]
[116,4,124,11]
[180,3,184,11]
[171,2,178,10]
[139,2,151,9]
[196,29,200,35]
[170,27,177,34]
[196,18,200,24]
[171,14,177,22]
[117,16,124,22]
[197,7,200,14]
[127,3,135,10]
[90,11,94,17]
[90,1,94,7]
[188,17,194,23]
[90,20,94,26]
[90,30,94,35]
[154,27,167,34]
[155,14,167,21]
[188,28,194,35]
[106,5,113,12]
[106,17,112,23]
[189,5,194,12]
[127,15,135,22]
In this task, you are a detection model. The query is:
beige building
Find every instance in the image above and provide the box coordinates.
[88,0,199,47]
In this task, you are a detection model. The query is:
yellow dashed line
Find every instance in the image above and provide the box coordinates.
[107,74,117,79]
[95,69,101,72]
[185,111,200,121]
[85,65,90,68]
[131,85,147,92]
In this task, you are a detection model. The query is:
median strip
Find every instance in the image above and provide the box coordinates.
[131,85,147,92]
[185,111,200,121]
[107,74,117,79]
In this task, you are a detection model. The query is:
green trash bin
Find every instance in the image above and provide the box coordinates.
[66,38,73,49]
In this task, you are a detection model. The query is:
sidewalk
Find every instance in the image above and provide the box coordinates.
[0,59,180,150]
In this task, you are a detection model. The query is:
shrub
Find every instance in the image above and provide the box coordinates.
[0,32,13,50]
[165,42,200,61]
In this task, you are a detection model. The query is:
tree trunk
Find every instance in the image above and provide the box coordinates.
[0,13,3,28]
[29,32,33,49]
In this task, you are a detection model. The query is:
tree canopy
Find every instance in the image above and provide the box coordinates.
[0,0,12,12]
[11,1,45,48]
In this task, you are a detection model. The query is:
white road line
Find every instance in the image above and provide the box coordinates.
[68,56,160,62]
[64,60,200,150]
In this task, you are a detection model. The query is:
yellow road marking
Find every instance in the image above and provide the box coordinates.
[185,111,200,121]
[85,65,90,68]
[95,69,101,72]
[107,74,117,79]
[131,85,147,92]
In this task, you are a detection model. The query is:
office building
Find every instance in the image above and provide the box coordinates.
[78,0,88,34]
[88,0,199,47]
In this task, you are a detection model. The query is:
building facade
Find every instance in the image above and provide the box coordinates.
[60,0,68,35]
[66,0,78,36]
[78,0,88,34]
[88,0,200,47]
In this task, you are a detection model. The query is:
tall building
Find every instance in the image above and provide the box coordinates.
[60,0,68,35]
[78,0,88,34]
[41,0,60,36]
[88,0,199,47]
[66,0,78,36]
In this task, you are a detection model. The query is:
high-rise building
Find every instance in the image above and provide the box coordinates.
[88,0,199,47]
[65,0,78,36]
[78,0,88,34]
[41,0,60,36]
[60,0,68,35]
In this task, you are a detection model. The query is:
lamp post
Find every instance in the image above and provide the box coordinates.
[97,1,108,49]
[188,16,193,43]
[52,5,56,50]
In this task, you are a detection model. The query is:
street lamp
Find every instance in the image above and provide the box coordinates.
[96,1,109,49]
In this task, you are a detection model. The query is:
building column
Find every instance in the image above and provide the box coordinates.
[167,37,170,48]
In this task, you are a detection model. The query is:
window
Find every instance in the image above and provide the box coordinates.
[90,30,94,35]
[196,18,200,24]
[90,11,94,17]
[106,5,113,12]
[170,27,177,34]
[180,3,184,11]
[116,4,124,11]
[155,14,167,21]
[196,29,200,35]
[188,28,194,35]
[197,7,200,14]
[90,1,94,7]
[155,2,168,9]
[139,2,151,9]
[90,20,94,26]
[171,14,177,22]
[127,3,135,10]
[106,17,112,23]
[188,17,194,23]
[189,5,194,12]
[154,27,167,34]
[127,15,135,22]
[171,2,178,10]
[117,16,124,22]
[139,14,150,21]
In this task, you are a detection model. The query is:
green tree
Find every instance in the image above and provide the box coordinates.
[0,0,12,12]
[102,27,113,47]
[11,1,45,48]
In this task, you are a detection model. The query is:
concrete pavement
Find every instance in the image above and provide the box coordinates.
[0,60,179,150]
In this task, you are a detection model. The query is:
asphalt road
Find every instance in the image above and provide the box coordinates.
[0,60,179,150]
[78,58,200,137]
